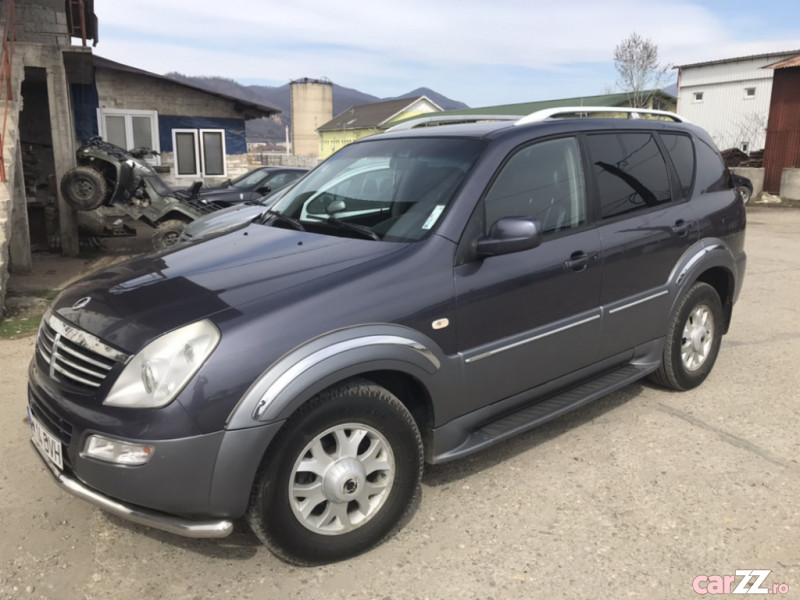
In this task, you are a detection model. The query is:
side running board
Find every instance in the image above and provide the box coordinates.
[436,364,652,462]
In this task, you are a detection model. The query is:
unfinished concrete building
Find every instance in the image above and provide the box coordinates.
[0,0,96,315]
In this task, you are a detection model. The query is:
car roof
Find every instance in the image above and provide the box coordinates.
[368,116,697,146]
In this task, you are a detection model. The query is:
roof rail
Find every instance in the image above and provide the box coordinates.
[515,106,687,126]
[386,114,521,132]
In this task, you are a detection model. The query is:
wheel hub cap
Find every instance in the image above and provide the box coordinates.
[322,458,366,503]
[681,305,714,371]
[289,424,395,535]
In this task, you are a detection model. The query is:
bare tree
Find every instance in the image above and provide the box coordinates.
[613,32,672,108]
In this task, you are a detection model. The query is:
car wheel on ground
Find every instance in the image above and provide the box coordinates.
[246,379,424,565]
[650,282,724,391]
[60,166,109,211]
[737,184,751,204]
[151,219,188,250]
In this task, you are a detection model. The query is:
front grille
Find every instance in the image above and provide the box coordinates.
[36,314,129,389]
[182,196,223,215]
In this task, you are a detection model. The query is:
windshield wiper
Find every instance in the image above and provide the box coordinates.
[260,210,306,231]
[305,215,380,241]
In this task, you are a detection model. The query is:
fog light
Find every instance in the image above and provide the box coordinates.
[83,435,154,466]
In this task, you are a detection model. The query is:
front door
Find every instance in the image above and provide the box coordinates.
[454,136,604,412]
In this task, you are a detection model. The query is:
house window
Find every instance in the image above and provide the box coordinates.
[744,87,756,98]
[97,108,160,163]
[692,92,704,102]
[741,142,750,153]
[171,129,227,177]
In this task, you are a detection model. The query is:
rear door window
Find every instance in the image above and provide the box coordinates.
[660,133,696,199]
[585,133,672,219]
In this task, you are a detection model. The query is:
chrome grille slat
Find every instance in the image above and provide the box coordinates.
[56,340,115,371]
[52,353,107,383]
[52,362,104,388]
[36,313,129,389]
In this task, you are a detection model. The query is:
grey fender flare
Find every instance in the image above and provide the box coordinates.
[666,237,742,320]
[225,324,445,430]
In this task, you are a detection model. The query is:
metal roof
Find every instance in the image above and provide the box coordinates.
[765,54,800,69]
[388,90,675,128]
[92,55,280,119]
[675,50,800,70]
[317,96,441,132]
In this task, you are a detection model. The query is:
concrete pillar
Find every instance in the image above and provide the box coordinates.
[46,47,79,256]
[9,140,32,273]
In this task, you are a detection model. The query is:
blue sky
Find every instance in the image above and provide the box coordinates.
[96,0,800,108]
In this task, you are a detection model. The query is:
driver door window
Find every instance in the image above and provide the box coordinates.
[484,137,586,234]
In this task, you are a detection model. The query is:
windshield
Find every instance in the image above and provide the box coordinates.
[268,137,487,242]
[230,169,269,189]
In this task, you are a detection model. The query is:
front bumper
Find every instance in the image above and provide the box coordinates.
[31,439,233,538]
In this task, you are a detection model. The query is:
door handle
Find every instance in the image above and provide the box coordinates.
[672,220,691,237]
[564,251,598,272]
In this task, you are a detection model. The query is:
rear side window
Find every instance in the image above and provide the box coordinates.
[586,133,672,219]
[694,136,732,193]
[660,133,695,199]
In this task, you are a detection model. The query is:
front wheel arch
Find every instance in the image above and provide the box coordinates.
[246,378,424,565]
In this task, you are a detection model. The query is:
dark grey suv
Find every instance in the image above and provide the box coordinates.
[28,107,746,564]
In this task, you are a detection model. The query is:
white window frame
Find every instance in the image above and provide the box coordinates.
[172,129,201,177]
[97,108,160,165]
[171,128,227,178]
[744,87,756,99]
[692,91,704,103]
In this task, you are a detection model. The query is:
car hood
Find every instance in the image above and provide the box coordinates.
[195,187,245,201]
[181,203,265,242]
[53,225,406,353]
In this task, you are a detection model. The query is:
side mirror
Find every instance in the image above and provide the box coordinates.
[476,216,543,257]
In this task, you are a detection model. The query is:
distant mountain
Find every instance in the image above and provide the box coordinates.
[383,87,469,111]
[165,73,469,143]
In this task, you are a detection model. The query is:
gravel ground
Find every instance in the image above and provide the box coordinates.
[1,207,798,600]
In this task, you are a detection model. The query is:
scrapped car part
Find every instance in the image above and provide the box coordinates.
[61,137,222,250]
[31,106,745,563]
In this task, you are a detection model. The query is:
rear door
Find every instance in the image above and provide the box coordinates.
[454,136,604,411]
[585,130,699,356]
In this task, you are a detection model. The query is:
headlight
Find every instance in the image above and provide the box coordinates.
[83,435,154,465]
[104,320,220,408]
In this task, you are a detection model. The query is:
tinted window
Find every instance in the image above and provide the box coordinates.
[484,137,586,234]
[661,133,695,199]
[586,133,671,219]
[694,136,732,193]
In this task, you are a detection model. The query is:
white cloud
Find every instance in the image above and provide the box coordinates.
[93,0,800,106]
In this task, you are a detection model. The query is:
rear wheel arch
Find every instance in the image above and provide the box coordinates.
[694,266,734,333]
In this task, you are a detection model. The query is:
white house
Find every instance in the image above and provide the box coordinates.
[676,50,800,152]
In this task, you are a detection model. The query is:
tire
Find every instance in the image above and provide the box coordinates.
[246,379,423,565]
[737,185,751,204]
[151,219,188,250]
[60,166,109,211]
[650,282,724,391]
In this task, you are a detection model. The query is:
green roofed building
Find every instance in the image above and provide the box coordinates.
[389,90,677,129]
[317,96,442,158]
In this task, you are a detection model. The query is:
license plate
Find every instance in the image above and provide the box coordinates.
[29,411,64,471]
